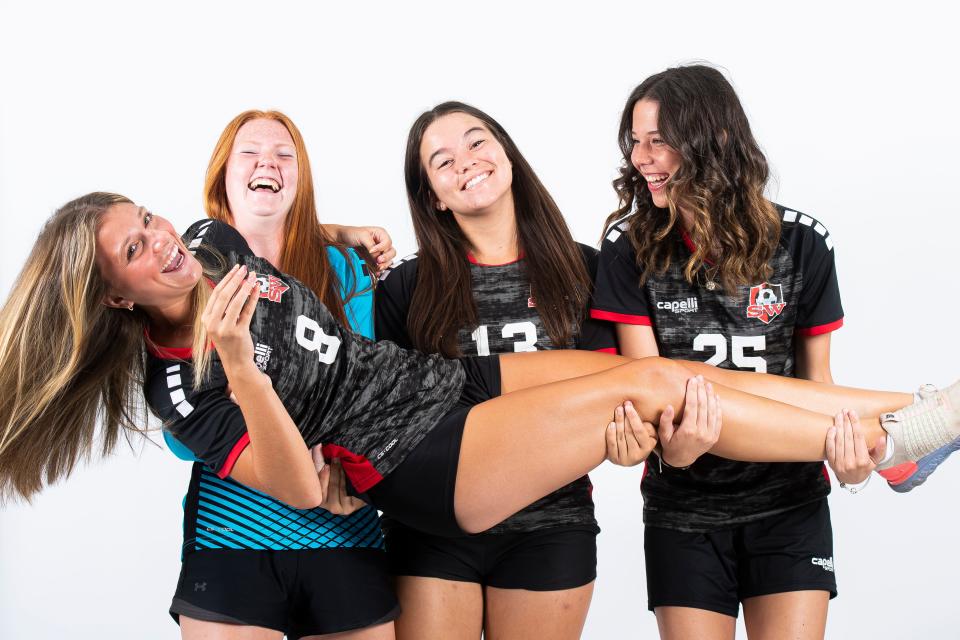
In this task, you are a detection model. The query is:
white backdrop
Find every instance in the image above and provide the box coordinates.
[1,1,958,638]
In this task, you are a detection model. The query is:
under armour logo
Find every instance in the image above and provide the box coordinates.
[194,582,207,592]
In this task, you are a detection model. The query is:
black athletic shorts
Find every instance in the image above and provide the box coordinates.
[366,355,501,538]
[169,548,399,638]
[384,523,598,591]
[644,498,837,618]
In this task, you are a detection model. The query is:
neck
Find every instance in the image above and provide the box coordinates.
[143,293,196,348]
[231,215,284,267]
[452,196,519,265]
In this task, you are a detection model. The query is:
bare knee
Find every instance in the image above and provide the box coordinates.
[622,357,689,413]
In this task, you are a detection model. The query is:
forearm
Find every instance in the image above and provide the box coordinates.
[226,362,323,508]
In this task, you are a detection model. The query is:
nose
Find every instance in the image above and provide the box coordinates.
[456,152,478,174]
[257,151,278,169]
[631,142,651,168]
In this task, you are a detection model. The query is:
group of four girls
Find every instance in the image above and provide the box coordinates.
[1,64,956,640]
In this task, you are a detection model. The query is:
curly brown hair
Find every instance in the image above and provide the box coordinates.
[604,65,780,291]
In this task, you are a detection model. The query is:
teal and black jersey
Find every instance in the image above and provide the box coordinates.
[161,226,384,553]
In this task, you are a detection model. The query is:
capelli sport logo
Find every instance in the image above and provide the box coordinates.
[657,297,699,314]
[256,275,290,303]
[746,283,787,324]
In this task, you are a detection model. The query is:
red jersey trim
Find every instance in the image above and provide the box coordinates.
[796,318,844,337]
[466,250,525,267]
[595,347,618,355]
[144,328,194,360]
[590,309,652,326]
[821,463,830,485]
[217,433,251,479]
[680,230,716,265]
[321,444,384,493]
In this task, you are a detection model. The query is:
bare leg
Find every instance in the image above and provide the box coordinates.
[393,577,482,640]
[655,608,735,640]
[484,583,594,640]
[455,354,887,532]
[678,359,912,418]
[741,591,829,640]
[180,617,283,640]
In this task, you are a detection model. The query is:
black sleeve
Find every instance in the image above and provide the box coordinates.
[783,215,844,336]
[183,219,254,263]
[145,355,249,478]
[374,255,418,348]
[575,243,618,353]
[591,219,653,326]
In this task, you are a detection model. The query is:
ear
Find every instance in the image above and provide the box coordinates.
[102,293,134,311]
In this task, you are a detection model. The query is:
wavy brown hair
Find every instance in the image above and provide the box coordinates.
[0,193,215,501]
[605,65,780,291]
[405,102,591,357]
[204,110,355,326]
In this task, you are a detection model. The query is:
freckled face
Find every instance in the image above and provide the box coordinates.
[420,112,513,216]
[225,118,299,223]
[95,202,202,308]
[630,98,682,209]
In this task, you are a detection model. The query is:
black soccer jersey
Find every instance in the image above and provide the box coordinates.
[376,246,616,534]
[145,219,466,494]
[592,205,843,532]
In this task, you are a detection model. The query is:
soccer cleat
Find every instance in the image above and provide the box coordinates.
[878,381,960,492]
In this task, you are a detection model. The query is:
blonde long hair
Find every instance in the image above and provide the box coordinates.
[0,193,213,500]
[203,110,353,326]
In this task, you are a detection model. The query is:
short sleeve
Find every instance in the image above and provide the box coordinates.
[590,220,652,326]
[375,255,418,347]
[575,244,618,353]
[787,218,844,336]
[183,219,254,258]
[145,356,249,479]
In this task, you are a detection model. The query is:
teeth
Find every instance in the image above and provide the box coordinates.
[161,246,178,272]
[248,177,281,193]
[645,174,668,184]
[464,172,490,190]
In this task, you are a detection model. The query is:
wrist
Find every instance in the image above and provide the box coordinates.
[223,361,269,389]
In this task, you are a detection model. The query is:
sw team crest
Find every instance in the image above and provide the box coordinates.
[256,274,290,303]
[746,282,786,324]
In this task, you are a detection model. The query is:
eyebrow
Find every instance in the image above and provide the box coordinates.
[631,129,661,137]
[118,206,147,262]
[427,126,486,166]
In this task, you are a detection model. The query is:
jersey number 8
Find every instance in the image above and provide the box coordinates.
[296,315,341,364]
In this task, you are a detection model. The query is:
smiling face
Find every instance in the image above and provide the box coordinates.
[224,118,299,224]
[95,202,202,310]
[419,112,513,216]
[630,98,682,209]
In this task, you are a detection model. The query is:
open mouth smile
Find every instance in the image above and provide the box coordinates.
[248,177,281,193]
[462,171,491,191]
[160,244,186,273]
[644,173,669,192]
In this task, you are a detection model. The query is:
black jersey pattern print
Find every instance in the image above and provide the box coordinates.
[592,206,843,533]
[145,219,465,494]
[376,245,616,534]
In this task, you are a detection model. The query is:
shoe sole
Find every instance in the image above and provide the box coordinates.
[886,437,960,493]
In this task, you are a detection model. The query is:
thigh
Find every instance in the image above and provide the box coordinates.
[654,608,736,640]
[741,591,829,640]
[180,617,283,640]
[394,576,484,640]
[170,550,289,634]
[738,500,835,640]
[484,582,594,640]
[288,548,399,640]
[301,621,396,640]
[644,525,740,619]
[736,499,836,602]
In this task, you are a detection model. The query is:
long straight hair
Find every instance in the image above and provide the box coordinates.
[0,193,215,501]
[203,110,355,326]
[404,102,591,357]
[605,65,780,291]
